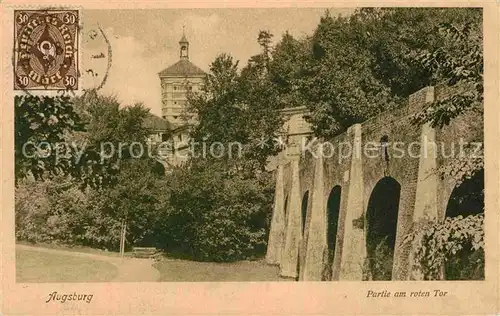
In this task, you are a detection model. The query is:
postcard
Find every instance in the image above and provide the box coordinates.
[1,1,499,315]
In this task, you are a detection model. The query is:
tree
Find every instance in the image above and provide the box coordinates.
[355,8,476,97]
[71,90,155,188]
[159,34,286,261]
[74,91,153,158]
[189,54,241,143]
[156,159,273,261]
[15,159,166,251]
[410,9,483,186]
[404,10,484,280]
[268,31,311,109]
[97,158,166,251]
[257,30,273,65]
[410,9,483,128]
[189,50,284,175]
[298,11,399,139]
[14,95,86,182]
[74,91,161,252]
[14,90,154,189]
[282,8,482,139]
[15,90,165,253]
[238,31,286,172]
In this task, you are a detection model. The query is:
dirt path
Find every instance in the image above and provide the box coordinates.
[16,244,160,282]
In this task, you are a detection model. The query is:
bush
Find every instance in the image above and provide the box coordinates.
[15,156,273,262]
[370,237,394,280]
[403,213,484,280]
[15,177,118,249]
[15,179,52,243]
[362,236,394,281]
[15,159,165,251]
[155,161,273,262]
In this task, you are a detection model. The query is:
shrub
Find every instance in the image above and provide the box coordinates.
[403,213,484,280]
[15,177,119,249]
[15,159,165,252]
[370,237,394,280]
[15,179,52,243]
[362,236,394,281]
[155,161,273,262]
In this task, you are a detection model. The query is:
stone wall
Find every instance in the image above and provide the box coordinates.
[265,84,483,281]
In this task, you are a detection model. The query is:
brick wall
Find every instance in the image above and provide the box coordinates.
[272,84,482,281]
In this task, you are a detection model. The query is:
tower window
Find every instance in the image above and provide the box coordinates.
[180,44,188,58]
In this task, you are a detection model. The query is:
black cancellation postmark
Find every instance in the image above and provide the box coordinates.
[13,10,79,90]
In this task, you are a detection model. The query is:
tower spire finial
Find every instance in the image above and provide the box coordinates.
[179,25,188,43]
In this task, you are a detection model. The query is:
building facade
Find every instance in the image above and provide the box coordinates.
[158,32,205,126]
[157,31,206,166]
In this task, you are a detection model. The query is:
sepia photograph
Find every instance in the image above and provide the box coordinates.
[2,2,498,315]
[12,6,485,283]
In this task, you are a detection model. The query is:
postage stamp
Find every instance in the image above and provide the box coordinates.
[13,10,79,90]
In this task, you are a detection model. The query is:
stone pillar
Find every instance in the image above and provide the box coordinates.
[302,146,327,281]
[339,124,366,280]
[280,148,302,278]
[408,87,439,280]
[266,163,286,265]
[412,86,437,222]
[413,123,438,220]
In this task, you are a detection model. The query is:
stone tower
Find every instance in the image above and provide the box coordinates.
[158,30,205,126]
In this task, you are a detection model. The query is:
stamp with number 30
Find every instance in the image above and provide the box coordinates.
[13,10,79,90]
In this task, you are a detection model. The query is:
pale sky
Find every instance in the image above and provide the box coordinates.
[82,8,354,115]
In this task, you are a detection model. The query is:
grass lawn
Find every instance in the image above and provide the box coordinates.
[16,241,131,257]
[153,258,293,282]
[16,243,291,282]
[16,248,119,283]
